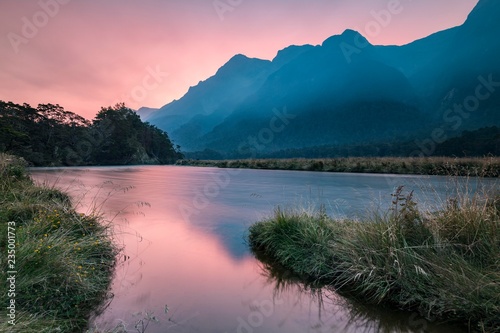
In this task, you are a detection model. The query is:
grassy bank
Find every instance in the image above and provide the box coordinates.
[248,187,500,332]
[0,154,119,332]
[177,156,500,177]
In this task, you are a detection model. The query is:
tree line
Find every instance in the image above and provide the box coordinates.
[0,101,183,166]
[260,126,500,159]
[184,126,500,160]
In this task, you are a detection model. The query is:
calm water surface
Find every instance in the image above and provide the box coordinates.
[30,166,495,333]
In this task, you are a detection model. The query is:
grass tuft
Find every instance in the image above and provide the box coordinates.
[249,185,500,332]
[0,154,119,332]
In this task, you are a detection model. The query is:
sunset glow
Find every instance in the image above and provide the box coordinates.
[0,0,478,119]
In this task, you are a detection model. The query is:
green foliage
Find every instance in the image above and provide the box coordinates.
[0,154,119,332]
[434,126,500,157]
[201,126,499,159]
[248,187,500,332]
[0,101,183,166]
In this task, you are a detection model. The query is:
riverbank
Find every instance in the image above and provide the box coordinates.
[0,154,119,332]
[177,156,500,177]
[248,187,500,332]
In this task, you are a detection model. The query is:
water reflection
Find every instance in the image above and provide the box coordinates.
[252,249,467,333]
[29,166,492,332]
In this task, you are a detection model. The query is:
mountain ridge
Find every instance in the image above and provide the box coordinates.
[143,0,499,157]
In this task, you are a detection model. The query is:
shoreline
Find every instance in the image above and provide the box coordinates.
[248,187,500,332]
[176,156,500,177]
[0,154,119,332]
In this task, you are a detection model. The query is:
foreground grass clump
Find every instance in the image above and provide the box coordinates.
[248,187,500,332]
[0,154,119,333]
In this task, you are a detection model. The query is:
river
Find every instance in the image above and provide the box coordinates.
[30,166,494,333]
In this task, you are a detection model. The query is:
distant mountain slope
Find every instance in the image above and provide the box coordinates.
[418,0,500,126]
[148,55,274,143]
[145,0,500,157]
[197,30,422,153]
[376,27,460,79]
[136,107,159,121]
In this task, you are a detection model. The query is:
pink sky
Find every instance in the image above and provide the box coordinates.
[0,0,478,120]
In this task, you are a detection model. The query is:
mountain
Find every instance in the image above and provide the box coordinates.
[145,0,500,157]
[198,30,424,153]
[376,27,459,79]
[416,0,500,127]
[147,54,276,150]
[135,107,159,121]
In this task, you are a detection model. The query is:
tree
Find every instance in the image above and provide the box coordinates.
[92,103,182,165]
[0,101,183,166]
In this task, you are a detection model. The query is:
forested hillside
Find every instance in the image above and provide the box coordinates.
[0,101,182,166]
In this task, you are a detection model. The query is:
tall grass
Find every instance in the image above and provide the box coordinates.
[178,156,500,177]
[0,154,119,332]
[248,186,500,332]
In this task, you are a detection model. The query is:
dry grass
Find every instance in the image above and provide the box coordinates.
[178,156,500,177]
[249,186,500,332]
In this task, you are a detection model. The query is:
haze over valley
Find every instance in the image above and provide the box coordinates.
[139,0,500,158]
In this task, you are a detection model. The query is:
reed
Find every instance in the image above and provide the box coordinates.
[178,156,500,177]
[0,154,119,332]
[249,186,500,332]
